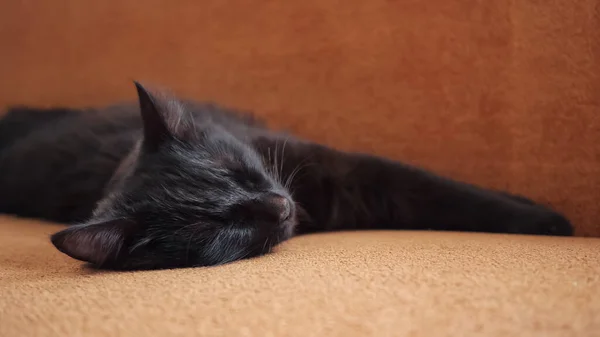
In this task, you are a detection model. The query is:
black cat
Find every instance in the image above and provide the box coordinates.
[0,82,573,270]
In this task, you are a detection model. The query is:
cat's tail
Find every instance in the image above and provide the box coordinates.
[0,106,77,151]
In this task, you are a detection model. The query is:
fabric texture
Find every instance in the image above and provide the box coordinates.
[1,216,599,337]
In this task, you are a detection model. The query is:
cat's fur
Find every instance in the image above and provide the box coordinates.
[0,82,573,270]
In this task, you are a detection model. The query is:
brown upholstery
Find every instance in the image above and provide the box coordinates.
[1,1,599,336]
[1,217,600,336]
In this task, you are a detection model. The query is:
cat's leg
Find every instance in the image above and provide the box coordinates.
[254,137,573,236]
[497,191,537,205]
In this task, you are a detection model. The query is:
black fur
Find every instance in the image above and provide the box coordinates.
[0,82,573,270]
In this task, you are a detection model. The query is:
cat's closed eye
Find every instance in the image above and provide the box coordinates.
[228,167,269,190]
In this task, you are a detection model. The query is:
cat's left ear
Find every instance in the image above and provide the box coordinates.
[133,81,194,151]
[50,218,139,267]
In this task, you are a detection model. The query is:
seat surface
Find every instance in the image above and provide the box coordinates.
[1,216,598,337]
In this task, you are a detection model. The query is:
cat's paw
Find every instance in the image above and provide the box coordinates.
[511,210,574,236]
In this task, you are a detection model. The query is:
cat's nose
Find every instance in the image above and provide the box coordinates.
[265,193,292,222]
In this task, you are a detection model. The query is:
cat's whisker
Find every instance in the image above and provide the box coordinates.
[267,146,276,179]
[286,161,306,185]
[284,159,315,191]
[279,137,289,184]
[274,141,280,183]
[275,232,282,250]
[190,114,198,137]
[185,231,196,265]
[262,236,270,253]
[172,221,203,236]
[284,165,302,190]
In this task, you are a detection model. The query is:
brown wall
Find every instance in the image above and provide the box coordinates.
[1,0,599,236]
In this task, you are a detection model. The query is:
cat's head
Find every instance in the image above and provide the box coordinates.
[50,82,297,270]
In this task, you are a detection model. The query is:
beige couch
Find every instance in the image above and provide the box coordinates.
[1,0,599,336]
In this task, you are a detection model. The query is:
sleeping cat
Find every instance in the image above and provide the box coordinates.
[0,82,573,270]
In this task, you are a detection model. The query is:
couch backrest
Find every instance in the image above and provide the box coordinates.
[1,0,598,236]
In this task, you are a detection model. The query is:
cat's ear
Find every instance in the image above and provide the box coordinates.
[50,219,138,267]
[133,81,192,151]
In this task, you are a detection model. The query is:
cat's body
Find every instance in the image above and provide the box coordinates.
[0,83,573,270]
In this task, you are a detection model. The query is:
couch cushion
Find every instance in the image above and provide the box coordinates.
[1,216,598,336]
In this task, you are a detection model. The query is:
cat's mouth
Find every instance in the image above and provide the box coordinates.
[279,217,296,241]
[261,213,297,254]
